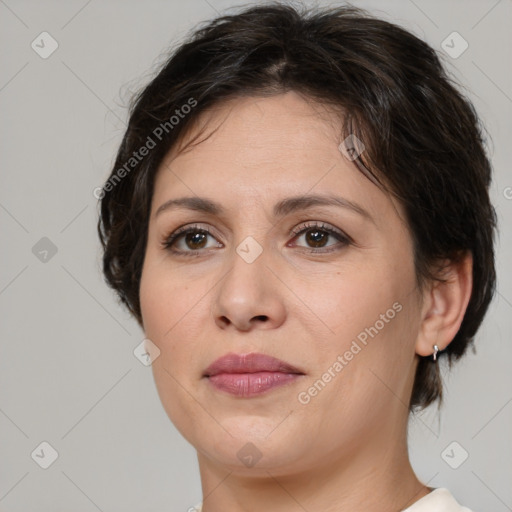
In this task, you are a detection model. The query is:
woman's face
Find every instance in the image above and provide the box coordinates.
[140,91,424,475]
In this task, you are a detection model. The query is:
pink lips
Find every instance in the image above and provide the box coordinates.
[203,352,304,397]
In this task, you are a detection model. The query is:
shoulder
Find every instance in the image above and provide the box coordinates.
[403,488,473,512]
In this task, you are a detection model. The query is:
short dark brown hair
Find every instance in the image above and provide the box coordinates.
[97,3,496,410]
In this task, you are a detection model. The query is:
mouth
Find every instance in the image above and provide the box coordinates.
[203,352,305,397]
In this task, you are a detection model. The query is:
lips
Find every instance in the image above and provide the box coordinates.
[203,352,305,397]
[203,352,303,377]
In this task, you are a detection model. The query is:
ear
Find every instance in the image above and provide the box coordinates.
[415,252,473,357]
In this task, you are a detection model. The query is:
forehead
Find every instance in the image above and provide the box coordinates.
[151,92,404,225]
[169,92,343,165]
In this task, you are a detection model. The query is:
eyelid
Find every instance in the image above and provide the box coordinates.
[161,220,353,256]
[160,223,220,249]
[288,220,352,243]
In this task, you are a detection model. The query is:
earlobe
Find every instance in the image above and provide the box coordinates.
[415,253,473,358]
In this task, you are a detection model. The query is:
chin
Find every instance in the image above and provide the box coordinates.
[193,416,310,474]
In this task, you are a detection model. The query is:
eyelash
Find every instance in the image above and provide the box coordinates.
[161,221,352,257]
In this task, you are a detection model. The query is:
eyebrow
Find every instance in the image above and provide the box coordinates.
[155,194,374,223]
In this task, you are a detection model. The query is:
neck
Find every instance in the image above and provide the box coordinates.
[197,426,430,512]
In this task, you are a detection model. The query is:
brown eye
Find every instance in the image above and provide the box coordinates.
[162,225,222,255]
[304,229,329,248]
[184,231,208,250]
[290,222,351,253]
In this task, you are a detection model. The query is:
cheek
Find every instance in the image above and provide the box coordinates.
[140,254,197,337]
[139,258,212,377]
[302,255,419,392]
[140,262,209,434]
[299,262,404,350]
[139,266,168,338]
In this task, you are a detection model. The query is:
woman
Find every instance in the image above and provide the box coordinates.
[97,3,496,510]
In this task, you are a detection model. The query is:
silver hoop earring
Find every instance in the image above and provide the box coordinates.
[432,344,439,361]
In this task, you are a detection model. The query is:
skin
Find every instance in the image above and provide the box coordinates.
[139,91,473,512]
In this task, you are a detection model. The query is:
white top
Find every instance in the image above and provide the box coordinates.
[403,488,473,511]
[191,488,472,511]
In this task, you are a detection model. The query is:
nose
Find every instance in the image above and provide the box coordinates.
[211,246,286,332]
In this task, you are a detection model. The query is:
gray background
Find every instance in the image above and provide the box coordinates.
[1,0,511,510]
